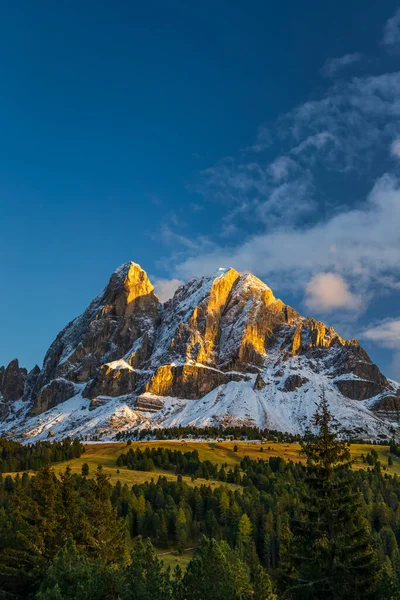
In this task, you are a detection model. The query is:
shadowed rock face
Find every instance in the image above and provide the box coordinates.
[31,379,76,416]
[8,261,398,423]
[371,394,400,420]
[283,374,309,392]
[0,359,27,402]
[83,362,138,399]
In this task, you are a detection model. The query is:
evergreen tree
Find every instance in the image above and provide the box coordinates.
[281,391,378,599]
[121,536,174,600]
[253,564,276,600]
[85,466,130,564]
[35,539,120,600]
[182,536,251,600]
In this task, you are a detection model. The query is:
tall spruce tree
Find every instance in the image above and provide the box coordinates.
[281,390,378,599]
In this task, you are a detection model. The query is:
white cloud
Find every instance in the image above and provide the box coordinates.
[322,53,362,77]
[153,278,184,302]
[193,71,400,227]
[174,173,400,298]
[391,138,400,158]
[290,131,337,156]
[382,9,400,51]
[268,156,298,181]
[390,351,400,381]
[245,124,271,153]
[361,317,400,381]
[304,272,362,312]
[361,318,400,349]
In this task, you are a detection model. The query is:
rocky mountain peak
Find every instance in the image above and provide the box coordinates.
[0,359,27,402]
[1,261,399,441]
[105,262,155,316]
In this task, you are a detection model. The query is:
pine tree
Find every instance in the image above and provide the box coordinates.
[85,466,130,564]
[281,390,379,599]
[35,539,120,600]
[182,536,251,600]
[253,564,276,600]
[121,536,173,600]
[176,506,188,554]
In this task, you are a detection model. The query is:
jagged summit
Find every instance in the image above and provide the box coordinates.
[105,262,156,310]
[1,261,399,441]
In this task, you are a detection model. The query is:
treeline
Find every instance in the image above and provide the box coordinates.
[117,446,229,481]
[116,424,390,445]
[0,436,84,472]
[116,424,303,443]
[390,440,400,458]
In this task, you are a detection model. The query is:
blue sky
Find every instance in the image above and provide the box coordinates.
[1,1,400,379]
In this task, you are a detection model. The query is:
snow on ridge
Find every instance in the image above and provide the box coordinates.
[5,361,394,443]
[105,359,135,371]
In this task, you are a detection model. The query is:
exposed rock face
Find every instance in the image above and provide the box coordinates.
[253,373,267,390]
[5,260,399,440]
[371,394,400,420]
[30,262,160,413]
[145,364,244,399]
[31,378,76,415]
[335,379,387,401]
[152,269,298,373]
[135,394,165,412]
[83,361,138,398]
[0,359,27,402]
[283,374,308,392]
[290,318,350,356]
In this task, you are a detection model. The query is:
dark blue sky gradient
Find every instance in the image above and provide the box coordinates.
[1,1,399,372]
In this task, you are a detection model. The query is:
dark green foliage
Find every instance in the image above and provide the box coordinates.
[0,465,129,598]
[0,437,84,472]
[281,393,379,599]
[35,539,121,600]
[117,446,221,480]
[116,424,302,443]
[182,536,252,600]
[390,440,400,458]
[120,536,175,599]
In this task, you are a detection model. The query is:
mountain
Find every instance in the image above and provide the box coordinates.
[1,261,399,441]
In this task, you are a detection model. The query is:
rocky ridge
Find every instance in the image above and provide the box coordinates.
[1,261,399,441]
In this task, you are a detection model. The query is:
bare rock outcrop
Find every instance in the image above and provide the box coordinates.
[83,361,138,398]
[0,359,27,402]
[135,394,165,412]
[145,363,243,399]
[283,374,309,392]
[31,378,76,415]
[370,394,400,420]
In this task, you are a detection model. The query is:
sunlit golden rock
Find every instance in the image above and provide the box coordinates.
[145,363,243,399]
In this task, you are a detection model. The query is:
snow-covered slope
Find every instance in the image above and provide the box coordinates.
[1,261,399,441]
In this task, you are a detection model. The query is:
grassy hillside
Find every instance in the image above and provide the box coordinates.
[5,440,399,485]
[33,440,400,484]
